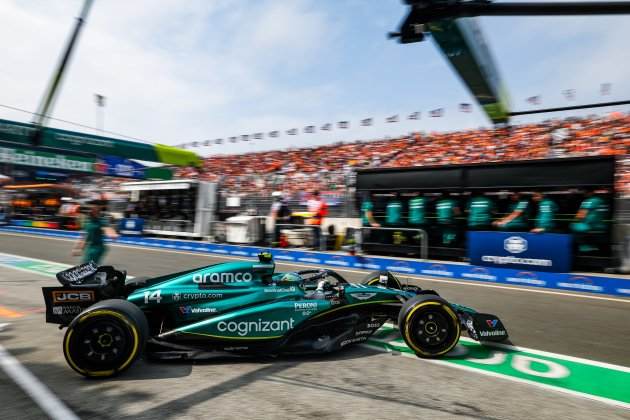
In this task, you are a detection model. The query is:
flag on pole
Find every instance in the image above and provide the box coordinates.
[527,96,541,105]
[321,123,332,131]
[304,125,316,133]
[601,83,612,95]
[459,103,472,113]
[287,128,298,135]
[408,111,420,120]
[361,118,373,127]
[429,108,444,117]
[562,89,576,100]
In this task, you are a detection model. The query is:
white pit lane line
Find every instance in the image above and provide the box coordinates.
[0,338,79,420]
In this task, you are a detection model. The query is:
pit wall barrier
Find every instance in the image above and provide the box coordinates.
[1,225,629,297]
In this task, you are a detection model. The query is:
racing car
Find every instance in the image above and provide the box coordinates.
[42,252,508,377]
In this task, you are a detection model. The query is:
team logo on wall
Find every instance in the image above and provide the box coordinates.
[504,236,528,254]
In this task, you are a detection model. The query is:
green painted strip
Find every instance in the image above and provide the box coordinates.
[368,325,630,408]
[2,252,629,407]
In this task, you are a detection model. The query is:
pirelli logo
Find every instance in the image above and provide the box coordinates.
[52,290,95,304]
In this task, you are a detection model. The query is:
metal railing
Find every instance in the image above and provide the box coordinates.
[358,226,428,260]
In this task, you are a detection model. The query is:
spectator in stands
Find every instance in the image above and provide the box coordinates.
[175,112,629,199]
[494,192,530,231]
[531,192,558,233]
[435,192,461,245]
[466,193,494,231]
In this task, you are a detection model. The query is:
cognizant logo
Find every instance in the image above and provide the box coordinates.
[217,318,295,336]
[193,272,253,284]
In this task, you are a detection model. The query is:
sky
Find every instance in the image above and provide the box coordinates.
[0,0,629,156]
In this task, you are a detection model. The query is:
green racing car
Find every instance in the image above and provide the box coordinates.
[42,252,508,377]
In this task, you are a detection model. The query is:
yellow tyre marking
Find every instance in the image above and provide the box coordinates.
[64,309,140,377]
[403,301,460,357]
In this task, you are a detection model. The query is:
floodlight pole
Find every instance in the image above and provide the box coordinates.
[31,0,94,144]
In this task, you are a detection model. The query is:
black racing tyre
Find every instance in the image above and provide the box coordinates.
[398,294,460,358]
[63,299,148,378]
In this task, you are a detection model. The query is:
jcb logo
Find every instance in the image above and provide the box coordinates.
[52,290,95,304]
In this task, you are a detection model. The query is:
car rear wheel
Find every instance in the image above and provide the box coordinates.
[63,299,148,378]
[398,294,460,358]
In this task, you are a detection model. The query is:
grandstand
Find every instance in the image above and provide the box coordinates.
[177,112,630,198]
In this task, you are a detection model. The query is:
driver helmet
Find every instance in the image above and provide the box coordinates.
[278,272,301,285]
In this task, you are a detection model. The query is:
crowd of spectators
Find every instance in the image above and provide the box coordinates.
[176,113,630,197]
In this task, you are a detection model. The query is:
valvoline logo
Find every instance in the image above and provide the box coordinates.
[385,260,415,274]
[556,276,603,292]
[324,255,350,266]
[486,319,499,328]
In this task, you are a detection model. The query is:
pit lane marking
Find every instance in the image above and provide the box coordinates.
[366,325,630,410]
[0,340,79,420]
[0,306,24,318]
[0,232,629,304]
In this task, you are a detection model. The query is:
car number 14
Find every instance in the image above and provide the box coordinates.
[144,290,162,304]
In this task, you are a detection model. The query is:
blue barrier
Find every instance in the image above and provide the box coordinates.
[1,225,629,297]
[468,231,572,273]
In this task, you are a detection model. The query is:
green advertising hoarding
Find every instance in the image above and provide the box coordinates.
[0,145,95,173]
[0,118,200,167]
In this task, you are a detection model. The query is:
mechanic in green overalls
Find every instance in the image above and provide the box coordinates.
[360,192,380,228]
[385,193,403,227]
[408,193,427,227]
[435,192,461,246]
[72,201,118,265]
[466,193,494,231]
[531,192,558,233]
[493,192,530,231]
[570,189,609,252]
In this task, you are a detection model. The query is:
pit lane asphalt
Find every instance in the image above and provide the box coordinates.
[1,232,630,419]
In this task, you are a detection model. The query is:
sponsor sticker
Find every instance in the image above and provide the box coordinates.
[52,305,83,316]
[350,292,376,301]
[193,272,253,284]
[179,306,217,315]
[51,290,95,304]
[340,336,368,347]
[217,318,295,337]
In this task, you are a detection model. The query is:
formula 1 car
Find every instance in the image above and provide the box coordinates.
[42,253,508,377]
